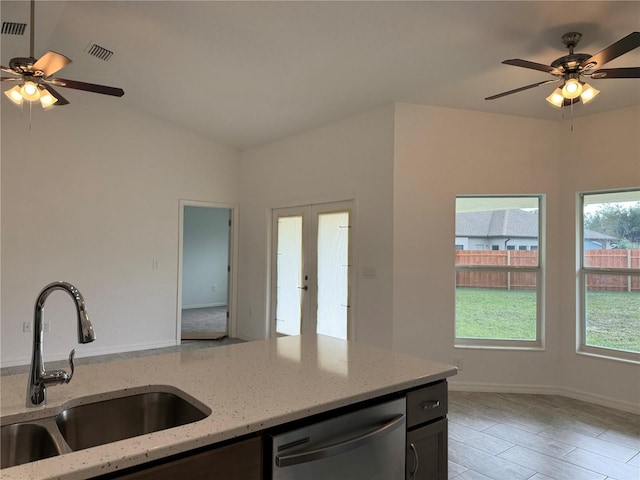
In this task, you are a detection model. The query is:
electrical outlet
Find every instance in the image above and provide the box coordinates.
[152,258,160,270]
[44,321,51,333]
[453,357,463,371]
[212,285,217,293]
[23,322,32,333]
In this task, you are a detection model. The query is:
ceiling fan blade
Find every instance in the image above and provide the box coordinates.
[44,84,70,105]
[1,66,19,75]
[1,76,21,81]
[32,51,72,77]
[485,79,559,100]
[581,32,640,70]
[47,77,124,97]
[590,67,640,79]
[502,59,562,75]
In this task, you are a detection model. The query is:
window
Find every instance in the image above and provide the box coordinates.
[580,189,640,362]
[455,195,543,348]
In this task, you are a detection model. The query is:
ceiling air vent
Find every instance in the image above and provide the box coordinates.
[2,22,27,35]
[86,43,113,61]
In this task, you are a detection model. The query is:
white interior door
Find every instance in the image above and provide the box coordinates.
[271,201,354,339]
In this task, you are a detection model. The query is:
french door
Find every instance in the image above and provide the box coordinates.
[270,200,354,339]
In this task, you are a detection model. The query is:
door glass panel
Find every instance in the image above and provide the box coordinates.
[316,211,349,339]
[276,216,303,336]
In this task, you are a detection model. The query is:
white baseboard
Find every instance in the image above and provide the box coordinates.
[449,380,640,415]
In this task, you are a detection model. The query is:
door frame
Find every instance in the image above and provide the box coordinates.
[176,199,239,343]
[268,199,355,340]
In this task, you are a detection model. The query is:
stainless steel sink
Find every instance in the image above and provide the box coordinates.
[1,422,61,468]
[55,390,210,451]
[0,386,210,469]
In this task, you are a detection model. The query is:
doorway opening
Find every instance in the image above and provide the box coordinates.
[177,201,237,342]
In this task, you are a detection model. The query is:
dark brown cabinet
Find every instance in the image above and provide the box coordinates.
[110,435,262,480]
[405,381,448,480]
[94,381,450,480]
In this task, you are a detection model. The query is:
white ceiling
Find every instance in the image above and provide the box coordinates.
[1,1,639,149]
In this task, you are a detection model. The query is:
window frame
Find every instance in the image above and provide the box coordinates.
[455,195,545,350]
[578,188,640,363]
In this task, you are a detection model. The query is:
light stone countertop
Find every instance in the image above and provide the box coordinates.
[1,334,456,479]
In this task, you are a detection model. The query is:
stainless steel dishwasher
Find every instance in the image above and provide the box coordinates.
[270,397,406,479]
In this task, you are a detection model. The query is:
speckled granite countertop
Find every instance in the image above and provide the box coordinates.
[0,334,456,479]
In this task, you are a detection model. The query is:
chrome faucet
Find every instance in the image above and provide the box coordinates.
[27,281,96,407]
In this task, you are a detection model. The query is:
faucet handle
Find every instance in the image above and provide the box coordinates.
[65,348,76,384]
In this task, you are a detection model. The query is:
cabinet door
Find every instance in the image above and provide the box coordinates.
[406,419,447,480]
[113,436,262,480]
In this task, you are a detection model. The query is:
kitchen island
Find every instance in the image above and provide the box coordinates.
[1,334,456,479]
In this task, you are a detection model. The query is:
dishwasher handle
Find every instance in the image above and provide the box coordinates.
[275,414,405,468]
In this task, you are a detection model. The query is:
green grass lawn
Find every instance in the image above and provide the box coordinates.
[456,288,640,353]
[456,288,537,340]
[585,291,640,353]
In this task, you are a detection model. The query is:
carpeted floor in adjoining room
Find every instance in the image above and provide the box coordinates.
[181,306,227,339]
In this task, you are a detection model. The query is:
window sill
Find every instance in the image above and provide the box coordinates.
[454,341,544,351]
[577,347,640,365]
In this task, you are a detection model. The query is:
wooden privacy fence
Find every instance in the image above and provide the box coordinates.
[584,249,640,292]
[456,249,640,292]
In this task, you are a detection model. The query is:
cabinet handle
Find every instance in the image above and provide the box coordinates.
[420,400,440,410]
[275,414,404,467]
[409,442,419,477]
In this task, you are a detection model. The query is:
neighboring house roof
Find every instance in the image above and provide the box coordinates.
[583,229,618,241]
[456,210,538,238]
[456,210,617,241]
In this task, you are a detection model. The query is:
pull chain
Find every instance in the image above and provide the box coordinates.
[570,99,574,132]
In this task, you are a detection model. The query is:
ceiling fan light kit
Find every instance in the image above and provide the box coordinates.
[4,82,59,108]
[545,82,600,109]
[486,30,640,111]
[1,0,124,110]
[545,88,565,108]
[20,79,40,101]
[561,77,582,99]
[580,83,600,104]
[4,85,24,106]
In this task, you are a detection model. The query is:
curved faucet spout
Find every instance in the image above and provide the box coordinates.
[27,281,96,407]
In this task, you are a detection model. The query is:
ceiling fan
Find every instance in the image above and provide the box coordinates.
[1,0,124,108]
[486,31,640,108]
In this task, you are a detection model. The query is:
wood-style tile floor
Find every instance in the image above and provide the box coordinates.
[448,391,640,480]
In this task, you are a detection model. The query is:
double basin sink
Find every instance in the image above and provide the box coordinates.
[1,386,211,469]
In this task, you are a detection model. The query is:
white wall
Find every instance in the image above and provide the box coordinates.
[392,103,639,412]
[2,92,636,411]
[236,101,637,410]
[1,96,239,365]
[557,106,640,412]
[393,103,563,390]
[237,105,395,347]
[182,206,229,308]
